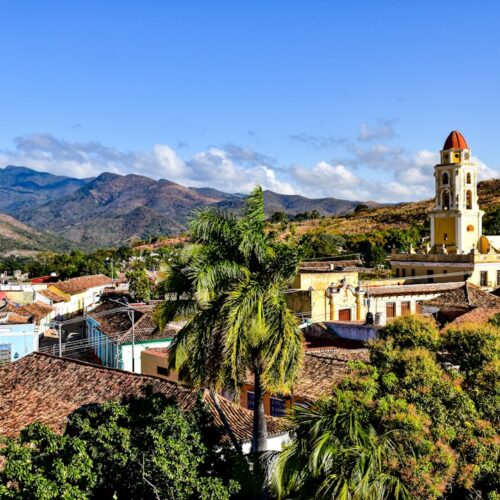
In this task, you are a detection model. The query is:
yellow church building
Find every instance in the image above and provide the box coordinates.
[390,130,500,289]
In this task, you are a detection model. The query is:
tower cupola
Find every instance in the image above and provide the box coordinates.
[430,130,483,254]
[440,130,471,164]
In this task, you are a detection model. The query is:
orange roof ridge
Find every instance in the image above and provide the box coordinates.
[443,130,469,150]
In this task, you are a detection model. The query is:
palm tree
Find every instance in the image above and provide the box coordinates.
[155,186,303,453]
[272,394,410,499]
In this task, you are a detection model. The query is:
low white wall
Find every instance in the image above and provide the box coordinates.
[241,432,290,454]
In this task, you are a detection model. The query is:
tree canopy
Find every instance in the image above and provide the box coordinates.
[273,316,500,499]
[0,391,239,499]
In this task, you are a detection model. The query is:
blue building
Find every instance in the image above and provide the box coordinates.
[86,302,177,373]
[0,317,37,363]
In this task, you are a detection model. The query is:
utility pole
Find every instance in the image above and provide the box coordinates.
[58,322,62,357]
[130,307,136,373]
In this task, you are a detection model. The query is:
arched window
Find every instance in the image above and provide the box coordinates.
[442,172,449,185]
[466,172,471,184]
[442,190,450,210]
[466,190,472,210]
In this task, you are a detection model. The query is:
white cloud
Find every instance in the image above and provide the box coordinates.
[358,119,396,141]
[1,130,497,203]
[0,134,295,195]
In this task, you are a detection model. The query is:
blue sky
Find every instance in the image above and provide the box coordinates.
[0,0,499,201]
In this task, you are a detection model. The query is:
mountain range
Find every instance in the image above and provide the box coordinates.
[0,165,376,252]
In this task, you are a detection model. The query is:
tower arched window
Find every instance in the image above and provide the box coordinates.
[466,190,473,210]
[442,190,450,210]
[442,172,449,185]
[466,172,471,184]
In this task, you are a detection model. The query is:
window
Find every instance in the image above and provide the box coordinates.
[401,301,411,316]
[427,270,434,283]
[247,391,255,410]
[442,190,450,210]
[411,269,416,277]
[480,271,488,287]
[401,269,406,278]
[270,397,286,417]
[0,343,11,364]
[157,366,170,377]
[386,302,396,319]
[466,190,473,210]
[497,270,500,287]
[395,268,400,277]
[442,172,449,185]
[338,308,352,321]
[466,172,471,184]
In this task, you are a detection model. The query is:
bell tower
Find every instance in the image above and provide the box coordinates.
[430,130,483,253]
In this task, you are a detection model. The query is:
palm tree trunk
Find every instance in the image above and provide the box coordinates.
[251,368,268,453]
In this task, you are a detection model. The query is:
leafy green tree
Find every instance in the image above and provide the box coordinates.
[483,206,500,235]
[126,267,151,302]
[299,232,345,258]
[377,314,440,351]
[65,392,238,499]
[489,312,500,327]
[273,316,500,498]
[156,186,303,453]
[269,211,288,224]
[0,393,239,500]
[0,423,96,499]
[354,203,369,213]
[442,323,500,378]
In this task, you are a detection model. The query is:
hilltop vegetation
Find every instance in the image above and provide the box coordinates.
[269,178,500,265]
[0,214,76,255]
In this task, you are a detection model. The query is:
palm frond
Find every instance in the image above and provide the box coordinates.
[189,207,238,247]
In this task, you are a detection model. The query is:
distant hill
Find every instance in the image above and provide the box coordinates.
[1,165,379,249]
[216,190,380,217]
[0,213,75,255]
[0,165,90,213]
[12,172,220,248]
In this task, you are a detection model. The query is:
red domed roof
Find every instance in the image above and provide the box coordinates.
[443,130,469,150]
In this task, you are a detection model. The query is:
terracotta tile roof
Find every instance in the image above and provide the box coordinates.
[38,289,66,303]
[293,348,369,401]
[143,347,170,357]
[87,302,178,343]
[31,275,58,284]
[52,274,113,295]
[367,281,464,297]
[0,353,285,443]
[443,307,500,330]
[421,282,500,309]
[0,311,31,324]
[15,301,54,322]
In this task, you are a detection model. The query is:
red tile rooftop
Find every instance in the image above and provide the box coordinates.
[421,282,500,309]
[367,282,464,297]
[443,307,500,330]
[0,353,285,443]
[52,274,113,295]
